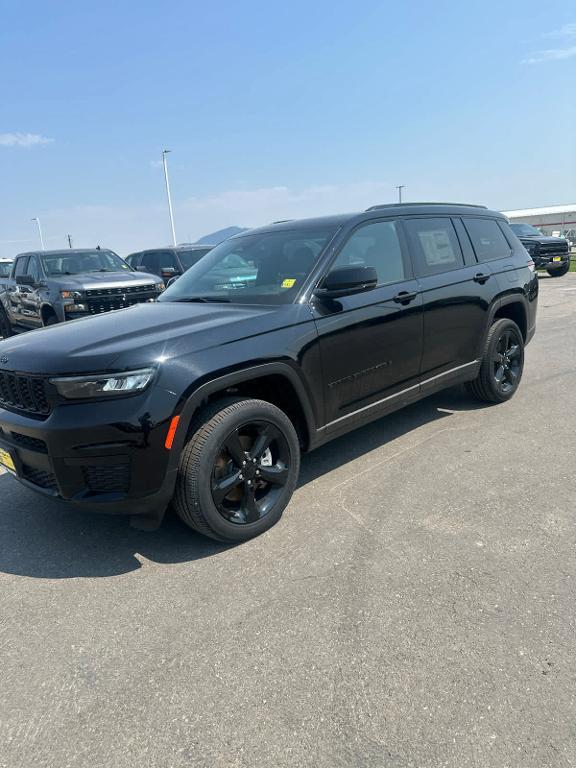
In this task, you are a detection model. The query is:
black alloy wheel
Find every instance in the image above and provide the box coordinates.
[493,328,522,395]
[466,318,524,403]
[211,420,291,525]
[174,397,300,542]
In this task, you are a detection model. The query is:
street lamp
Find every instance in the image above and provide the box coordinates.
[395,185,405,204]
[162,149,177,246]
[31,217,45,250]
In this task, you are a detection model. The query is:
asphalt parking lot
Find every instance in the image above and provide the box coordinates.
[1,273,575,768]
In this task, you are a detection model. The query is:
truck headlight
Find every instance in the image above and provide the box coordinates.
[60,290,83,299]
[50,368,155,400]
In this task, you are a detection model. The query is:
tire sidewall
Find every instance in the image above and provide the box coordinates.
[183,401,300,542]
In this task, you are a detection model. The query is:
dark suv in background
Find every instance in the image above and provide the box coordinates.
[0,249,164,337]
[125,245,213,282]
[509,223,571,277]
[0,204,538,543]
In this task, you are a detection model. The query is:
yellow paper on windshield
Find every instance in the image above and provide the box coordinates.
[282,279,296,288]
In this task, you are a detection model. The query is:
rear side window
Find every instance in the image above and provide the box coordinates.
[332,220,405,286]
[404,218,464,276]
[141,251,178,273]
[463,218,512,262]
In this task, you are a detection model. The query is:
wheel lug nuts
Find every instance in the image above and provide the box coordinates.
[256,470,260,476]
[239,473,243,480]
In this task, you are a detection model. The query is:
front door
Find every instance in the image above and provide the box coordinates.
[17,255,44,329]
[311,219,423,429]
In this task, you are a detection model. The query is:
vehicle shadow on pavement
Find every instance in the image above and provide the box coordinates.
[0,386,483,580]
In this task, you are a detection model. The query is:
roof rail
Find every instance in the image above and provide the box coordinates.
[365,202,488,212]
[271,219,294,224]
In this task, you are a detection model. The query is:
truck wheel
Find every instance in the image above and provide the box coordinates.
[0,307,12,338]
[43,313,58,326]
[173,398,300,542]
[466,318,524,403]
[547,262,570,277]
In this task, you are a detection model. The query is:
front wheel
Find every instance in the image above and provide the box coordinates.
[547,262,570,277]
[0,307,13,339]
[173,398,300,542]
[466,318,524,403]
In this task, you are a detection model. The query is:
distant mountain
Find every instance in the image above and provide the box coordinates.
[196,226,249,245]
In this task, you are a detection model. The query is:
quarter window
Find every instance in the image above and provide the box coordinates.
[332,221,405,286]
[404,218,464,276]
[463,218,512,262]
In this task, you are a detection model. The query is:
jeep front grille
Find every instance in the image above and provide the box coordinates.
[0,371,51,417]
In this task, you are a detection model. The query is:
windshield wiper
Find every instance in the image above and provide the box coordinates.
[170,296,231,303]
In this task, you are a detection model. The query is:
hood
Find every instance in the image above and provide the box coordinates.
[0,301,304,375]
[517,235,568,245]
[55,271,159,290]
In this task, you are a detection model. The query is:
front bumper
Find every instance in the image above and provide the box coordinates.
[534,254,570,270]
[0,392,179,517]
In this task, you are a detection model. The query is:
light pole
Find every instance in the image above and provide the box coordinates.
[162,149,177,246]
[31,218,45,250]
[395,185,405,204]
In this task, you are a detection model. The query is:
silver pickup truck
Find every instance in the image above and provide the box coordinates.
[0,249,164,338]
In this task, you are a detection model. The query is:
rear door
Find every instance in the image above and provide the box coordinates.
[461,216,519,290]
[312,218,423,429]
[402,216,498,391]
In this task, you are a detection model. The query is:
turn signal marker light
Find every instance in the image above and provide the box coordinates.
[165,416,180,450]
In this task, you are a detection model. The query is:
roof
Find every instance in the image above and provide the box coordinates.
[502,204,576,218]
[245,203,501,236]
[15,248,114,258]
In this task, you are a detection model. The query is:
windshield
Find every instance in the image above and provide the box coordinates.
[178,248,212,270]
[159,227,337,305]
[42,250,133,276]
[510,223,542,237]
[0,262,12,278]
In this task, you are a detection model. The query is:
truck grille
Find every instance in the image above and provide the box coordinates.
[0,371,51,417]
[539,242,569,257]
[84,286,156,315]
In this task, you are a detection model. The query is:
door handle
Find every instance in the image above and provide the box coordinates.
[393,290,418,305]
[473,272,491,284]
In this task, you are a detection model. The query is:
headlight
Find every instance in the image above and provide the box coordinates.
[60,290,83,299]
[155,283,165,292]
[50,368,155,400]
[64,303,89,313]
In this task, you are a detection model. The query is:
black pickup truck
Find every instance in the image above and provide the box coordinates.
[0,249,165,337]
[509,223,571,277]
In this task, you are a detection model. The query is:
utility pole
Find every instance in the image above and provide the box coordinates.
[67,234,73,249]
[395,185,405,204]
[31,218,45,250]
[162,149,177,246]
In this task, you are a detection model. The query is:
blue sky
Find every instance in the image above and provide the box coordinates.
[1,0,575,256]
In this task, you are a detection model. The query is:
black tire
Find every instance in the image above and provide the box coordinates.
[0,306,13,339]
[43,313,58,326]
[546,262,570,277]
[173,397,300,542]
[466,318,524,403]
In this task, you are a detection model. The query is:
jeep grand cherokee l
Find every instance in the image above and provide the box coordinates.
[0,204,538,542]
[509,223,571,277]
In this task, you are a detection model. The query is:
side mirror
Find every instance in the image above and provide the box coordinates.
[166,275,180,288]
[161,267,178,279]
[16,275,35,287]
[314,265,378,299]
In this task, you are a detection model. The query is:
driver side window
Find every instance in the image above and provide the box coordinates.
[26,255,40,284]
[332,221,405,286]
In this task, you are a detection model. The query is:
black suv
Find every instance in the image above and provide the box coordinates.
[125,245,213,282]
[509,223,571,277]
[0,204,538,542]
[0,249,164,337]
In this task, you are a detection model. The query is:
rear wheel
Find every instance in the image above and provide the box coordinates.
[466,318,524,403]
[174,398,300,542]
[546,262,570,277]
